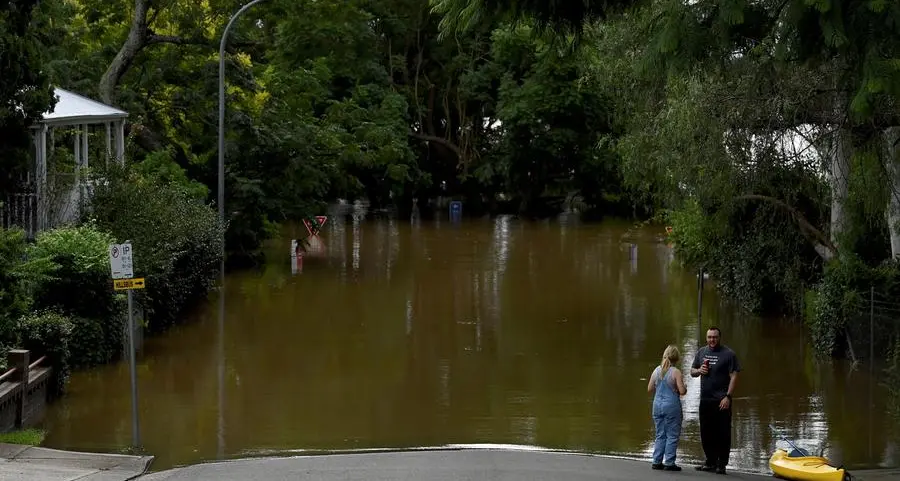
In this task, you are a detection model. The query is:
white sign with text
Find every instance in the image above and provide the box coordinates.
[109,243,134,279]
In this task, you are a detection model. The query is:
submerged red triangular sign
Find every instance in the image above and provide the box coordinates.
[303,216,328,237]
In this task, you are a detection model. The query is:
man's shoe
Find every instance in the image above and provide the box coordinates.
[696,464,715,472]
[664,465,682,471]
[651,463,664,470]
[715,466,727,475]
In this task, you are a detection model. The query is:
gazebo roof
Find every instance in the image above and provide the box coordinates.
[41,88,128,126]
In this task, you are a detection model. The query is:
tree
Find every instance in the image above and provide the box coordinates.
[482,24,623,216]
[0,0,64,195]
[430,0,635,38]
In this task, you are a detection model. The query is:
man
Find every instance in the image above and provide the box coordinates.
[690,326,740,475]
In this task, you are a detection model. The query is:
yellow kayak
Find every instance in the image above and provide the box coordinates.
[769,449,850,481]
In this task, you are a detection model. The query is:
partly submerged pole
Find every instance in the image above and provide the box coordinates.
[216,0,266,460]
[697,267,705,347]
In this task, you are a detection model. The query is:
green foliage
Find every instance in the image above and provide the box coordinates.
[457,0,900,121]
[667,162,828,316]
[27,225,124,367]
[17,311,74,396]
[86,165,223,332]
[28,225,118,318]
[0,428,46,446]
[666,200,718,267]
[0,0,65,195]
[486,24,624,216]
[0,229,33,348]
[133,149,209,201]
[266,0,423,209]
[887,338,900,419]
[0,225,128,388]
[0,228,57,348]
[806,256,900,358]
[611,34,834,316]
[66,314,123,369]
[430,0,635,39]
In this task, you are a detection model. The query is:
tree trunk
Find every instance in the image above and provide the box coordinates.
[733,194,837,261]
[886,127,900,259]
[827,126,852,250]
[99,0,151,105]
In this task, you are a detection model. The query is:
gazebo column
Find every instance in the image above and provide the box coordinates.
[33,124,48,233]
[74,127,81,168]
[77,124,89,208]
[106,122,112,163]
[73,127,79,225]
[115,120,126,165]
[82,124,89,170]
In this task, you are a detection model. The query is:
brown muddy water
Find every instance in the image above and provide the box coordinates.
[39,206,899,472]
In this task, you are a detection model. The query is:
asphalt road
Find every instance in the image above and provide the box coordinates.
[139,449,767,481]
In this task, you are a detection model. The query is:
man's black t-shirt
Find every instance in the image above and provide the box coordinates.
[692,345,741,401]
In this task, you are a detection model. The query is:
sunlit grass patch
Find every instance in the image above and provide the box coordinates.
[0,428,45,446]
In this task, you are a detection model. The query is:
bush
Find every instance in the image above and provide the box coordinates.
[806,255,900,358]
[18,311,74,396]
[132,148,209,201]
[0,228,54,351]
[0,228,32,349]
[887,339,900,419]
[0,226,125,391]
[85,164,223,332]
[668,198,822,315]
[66,314,124,368]
[26,225,125,367]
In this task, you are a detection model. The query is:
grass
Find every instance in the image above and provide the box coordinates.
[0,428,46,446]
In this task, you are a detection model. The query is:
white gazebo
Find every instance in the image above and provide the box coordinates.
[2,88,128,238]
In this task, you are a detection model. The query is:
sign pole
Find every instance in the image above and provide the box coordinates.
[111,240,142,450]
[127,288,140,448]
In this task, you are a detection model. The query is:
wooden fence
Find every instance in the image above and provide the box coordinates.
[0,350,53,432]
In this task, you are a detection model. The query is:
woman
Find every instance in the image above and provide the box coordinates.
[647,344,687,471]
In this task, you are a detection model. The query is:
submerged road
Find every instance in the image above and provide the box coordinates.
[139,449,769,481]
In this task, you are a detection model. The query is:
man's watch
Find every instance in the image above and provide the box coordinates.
[725,394,732,399]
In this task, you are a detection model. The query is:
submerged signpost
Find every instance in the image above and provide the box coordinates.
[109,241,145,449]
[697,266,705,347]
[302,215,328,237]
[449,200,462,222]
[294,215,328,265]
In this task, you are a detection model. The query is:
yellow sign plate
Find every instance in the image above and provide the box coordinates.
[113,278,146,290]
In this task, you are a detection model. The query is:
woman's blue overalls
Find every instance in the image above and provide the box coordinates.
[652,366,682,466]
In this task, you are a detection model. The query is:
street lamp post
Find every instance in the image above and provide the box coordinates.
[217,0,267,460]
[218,0,267,283]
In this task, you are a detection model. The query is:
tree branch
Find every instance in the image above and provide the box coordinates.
[147,33,257,51]
[99,0,152,104]
[408,131,462,158]
[128,122,168,153]
[146,34,205,45]
[732,194,837,260]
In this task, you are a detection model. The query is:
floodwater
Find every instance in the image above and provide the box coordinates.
[40,206,899,472]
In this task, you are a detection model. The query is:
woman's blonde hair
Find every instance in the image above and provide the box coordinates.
[660,345,681,374]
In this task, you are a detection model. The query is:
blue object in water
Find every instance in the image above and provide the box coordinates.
[449,201,462,222]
